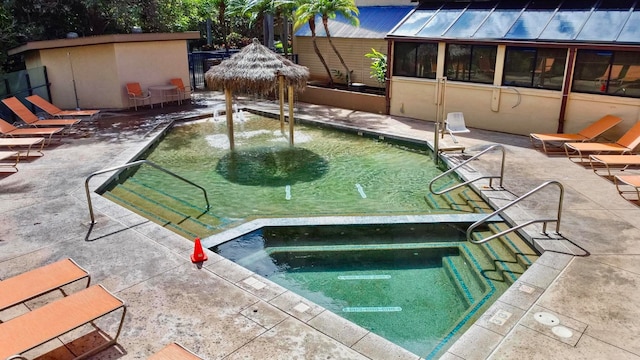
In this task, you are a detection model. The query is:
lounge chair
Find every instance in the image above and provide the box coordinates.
[0,151,19,172]
[619,65,640,84]
[564,121,640,162]
[126,82,153,110]
[0,258,90,314]
[25,94,100,120]
[149,342,204,360]
[445,112,470,144]
[0,137,45,157]
[530,115,622,154]
[2,97,81,130]
[589,154,640,177]
[614,174,640,201]
[0,284,126,360]
[595,64,624,85]
[0,117,63,144]
[170,78,192,104]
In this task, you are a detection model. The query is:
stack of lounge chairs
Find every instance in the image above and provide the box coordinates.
[530,116,640,201]
[0,96,98,173]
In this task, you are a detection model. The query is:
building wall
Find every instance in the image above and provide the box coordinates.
[389,42,640,137]
[115,41,190,108]
[26,44,120,109]
[23,38,191,110]
[294,37,387,88]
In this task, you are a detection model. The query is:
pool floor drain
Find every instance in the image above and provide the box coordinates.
[534,312,560,326]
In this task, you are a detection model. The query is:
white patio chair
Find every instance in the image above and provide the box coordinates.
[445,112,470,143]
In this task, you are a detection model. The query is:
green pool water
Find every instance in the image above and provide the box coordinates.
[115,115,457,225]
[214,223,511,359]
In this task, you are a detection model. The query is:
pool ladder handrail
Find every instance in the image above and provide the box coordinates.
[466,180,564,244]
[428,144,505,195]
[84,159,211,226]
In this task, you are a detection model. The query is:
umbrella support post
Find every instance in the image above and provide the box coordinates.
[288,85,294,146]
[225,88,234,151]
[279,75,285,134]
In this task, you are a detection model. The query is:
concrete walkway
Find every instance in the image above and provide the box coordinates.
[1,92,639,359]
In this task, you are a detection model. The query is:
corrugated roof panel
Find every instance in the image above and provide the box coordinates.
[295,6,415,39]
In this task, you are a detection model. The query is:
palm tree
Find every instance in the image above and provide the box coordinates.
[294,1,333,86]
[295,0,359,86]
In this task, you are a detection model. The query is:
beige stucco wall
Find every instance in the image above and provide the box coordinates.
[389,42,640,137]
[114,41,190,108]
[294,37,387,88]
[26,44,120,109]
[18,33,196,110]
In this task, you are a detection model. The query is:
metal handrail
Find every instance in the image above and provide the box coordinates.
[466,180,564,244]
[429,144,506,195]
[84,159,210,225]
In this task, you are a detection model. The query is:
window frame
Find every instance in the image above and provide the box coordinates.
[502,46,567,90]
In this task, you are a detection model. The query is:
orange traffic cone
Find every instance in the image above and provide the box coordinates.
[191,237,208,263]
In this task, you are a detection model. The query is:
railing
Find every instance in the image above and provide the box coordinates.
[429,144,506,195]
[466,180,564,244]
[84,160,210,226]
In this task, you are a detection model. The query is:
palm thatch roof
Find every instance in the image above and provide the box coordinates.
[205,38,309,95]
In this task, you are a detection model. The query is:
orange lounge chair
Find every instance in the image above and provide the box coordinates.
[614,174,640,200]
[530,115,622,154]
[1,97,80,129]
[0,117,63,144]
[619,65,640,84]
[595,64,624,85]
[564,121,640,162]
[126,82,153,110]
[0,284,126,360]
[149,342,204,360]
[588,154,640,177]
[0,258,90,314]
[25,94,100,120]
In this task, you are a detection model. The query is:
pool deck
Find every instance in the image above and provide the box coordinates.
[1,91,639,359]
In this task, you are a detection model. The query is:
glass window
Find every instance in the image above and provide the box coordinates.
[418,2,468,38]
[474,0,530,39]
[393,42,438,79]
[573,50,640,98]
[392,10,438,37]
[617,10,640,42]
[445,44,497,84]
[444,2,496,38]
[539,0,591,41]
[503,47,567,90]
[505,1,559,39]
[579,0,635,42]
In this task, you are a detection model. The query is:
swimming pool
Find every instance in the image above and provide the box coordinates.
[102,115,487,238]
[99,112,539,357]
[213,222,537,358]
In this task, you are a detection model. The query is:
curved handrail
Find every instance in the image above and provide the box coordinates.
[84,159,210,225]
[466,180,564,244]
[429,144,506,195]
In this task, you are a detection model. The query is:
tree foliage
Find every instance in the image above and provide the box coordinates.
[0,0,260,74]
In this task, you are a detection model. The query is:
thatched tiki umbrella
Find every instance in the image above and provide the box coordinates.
[205,38,309,150]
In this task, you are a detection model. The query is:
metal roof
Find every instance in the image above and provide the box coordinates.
[388,0,640,45]
[295,6,415,39]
